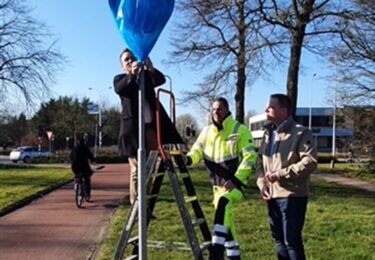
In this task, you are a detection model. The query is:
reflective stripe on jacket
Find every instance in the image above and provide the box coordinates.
[188,115,257,188]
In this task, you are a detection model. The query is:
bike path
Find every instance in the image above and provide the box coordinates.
[312,172,375,193]
[0,163,130,260]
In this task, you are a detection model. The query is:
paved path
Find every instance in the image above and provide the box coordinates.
[312,172,375,193]
[0,163,130,260]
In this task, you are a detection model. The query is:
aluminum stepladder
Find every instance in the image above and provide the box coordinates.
[113,88,211,260]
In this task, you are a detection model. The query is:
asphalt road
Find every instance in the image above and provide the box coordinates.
[0,155,12,164]
[0,163,130,260]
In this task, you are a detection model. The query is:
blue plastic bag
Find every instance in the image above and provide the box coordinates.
[109,0,175,62]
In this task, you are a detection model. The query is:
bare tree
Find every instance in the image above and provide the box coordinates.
[170,0,372,119]
[343,106,375,160]
[256,0,367,117]
[0,0,65,107]
[329,0,375,106]
[167,0,270,123]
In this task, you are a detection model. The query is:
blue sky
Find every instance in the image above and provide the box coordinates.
[27,0,333,126]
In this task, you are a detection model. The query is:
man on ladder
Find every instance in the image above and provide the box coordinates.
[185,97,257,260]
[113,48,183,205]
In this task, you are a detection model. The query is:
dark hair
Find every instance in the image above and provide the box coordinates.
[213,97,229,110]
[270,94,291,115]
[119,48,133,62]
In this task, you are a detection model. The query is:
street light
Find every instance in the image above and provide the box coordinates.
[164,75,173,119]
[88,86,112,156]
[308,73,317,130]
[46,130,53,153]
[331,88,337,169]
[164,74,172,92]
[65,136,70,150]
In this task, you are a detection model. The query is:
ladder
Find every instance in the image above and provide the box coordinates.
[113,148,211,260]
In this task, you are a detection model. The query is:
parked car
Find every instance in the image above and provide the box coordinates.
[9,146,50,163]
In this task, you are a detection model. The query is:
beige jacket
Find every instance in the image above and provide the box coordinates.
[256,117,318,198]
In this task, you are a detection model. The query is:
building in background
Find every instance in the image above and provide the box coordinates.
[248,107,353,153]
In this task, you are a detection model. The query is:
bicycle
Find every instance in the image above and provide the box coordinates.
[74,174,89,208]
[73,165,105,208]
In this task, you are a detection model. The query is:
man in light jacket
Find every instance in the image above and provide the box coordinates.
[256,93,318,260]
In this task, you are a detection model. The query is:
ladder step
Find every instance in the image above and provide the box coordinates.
[146,194,158,199]
[128,236,139,245]
[147,240,191,251]
[200,241,211,251]
[169,150,181,156]
[151,171,165,178]
[178,172,189,178]
[184,195,197,203]
[147,240,211,252]
[192,218,206,226]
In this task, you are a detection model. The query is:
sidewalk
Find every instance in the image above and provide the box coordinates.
[0,163,130,260]
[312,172,375,193]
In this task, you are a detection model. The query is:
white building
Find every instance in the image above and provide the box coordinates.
[248,107,353,152]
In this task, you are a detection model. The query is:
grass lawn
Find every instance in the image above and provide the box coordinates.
[0,165,72,213]
[98,166,375,260]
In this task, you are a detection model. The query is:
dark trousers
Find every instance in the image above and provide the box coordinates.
[267,197,308,260]
[83,176,91,197]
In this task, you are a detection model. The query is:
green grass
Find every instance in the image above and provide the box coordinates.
[98,166,375,260]
[0,165,72,212]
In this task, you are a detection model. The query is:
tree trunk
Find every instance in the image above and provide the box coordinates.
[236,62,246,123]
[235,0,246,123]
[286,0,314,118]
[287,30,305,119]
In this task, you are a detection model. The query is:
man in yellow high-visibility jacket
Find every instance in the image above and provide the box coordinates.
[186,97,257,260]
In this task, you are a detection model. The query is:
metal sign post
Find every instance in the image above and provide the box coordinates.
[137,64,147,260]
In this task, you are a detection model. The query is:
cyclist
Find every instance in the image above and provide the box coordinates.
[70,137,96,201]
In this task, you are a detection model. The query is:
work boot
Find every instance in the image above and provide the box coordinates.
[209,244,225,260]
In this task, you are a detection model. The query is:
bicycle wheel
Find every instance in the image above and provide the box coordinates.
[75,181,84,208]
[82,181,90,202]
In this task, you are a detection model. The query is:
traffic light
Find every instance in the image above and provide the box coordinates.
[185,126,191,137]
[185,125,196,138]
[37,125,44,137]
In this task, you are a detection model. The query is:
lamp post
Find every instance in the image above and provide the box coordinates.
[88,86,112,154]
[98,95,102,148]
[65,137,70,150]
[164,74,172,92]
[46,130,53,153]
[331,88,337,168]
[164,75,173,118]
[308,73,317,130]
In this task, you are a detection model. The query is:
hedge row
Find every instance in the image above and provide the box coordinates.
[30,154,128,164]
